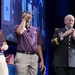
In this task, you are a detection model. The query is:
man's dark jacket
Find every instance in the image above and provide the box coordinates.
[51,27,75,67]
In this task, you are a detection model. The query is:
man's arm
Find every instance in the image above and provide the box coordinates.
[1,42,8,51]
[16,18,26,35]
[16,14,29,35]
[37,45,44,71]
[51,28,60,46]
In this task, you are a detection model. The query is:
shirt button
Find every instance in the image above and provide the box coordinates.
[69,39,70,41]
[68,47,70,49]
[68,43,70,45]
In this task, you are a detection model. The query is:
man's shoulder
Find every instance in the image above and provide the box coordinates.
[54,27,65,31]
[14,25,19,29]
[30,26,38,30]
[0,29,3,33]
[15,25,19,27]
[55,28,59,31]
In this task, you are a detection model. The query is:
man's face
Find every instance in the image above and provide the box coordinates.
[64,16,75,28]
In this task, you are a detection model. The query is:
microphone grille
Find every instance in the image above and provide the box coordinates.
[70,24,73,28]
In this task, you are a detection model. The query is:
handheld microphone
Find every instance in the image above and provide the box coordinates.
[70,24,73,28]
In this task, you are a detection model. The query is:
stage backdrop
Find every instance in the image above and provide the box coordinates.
[1,0,46,51]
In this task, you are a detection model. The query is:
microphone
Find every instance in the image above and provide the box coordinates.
[70,24,73,28]
[25,26,30,32]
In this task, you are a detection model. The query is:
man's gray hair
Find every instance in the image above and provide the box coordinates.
[64,14,75,21]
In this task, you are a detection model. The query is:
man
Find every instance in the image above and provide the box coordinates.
[51,14,75,75]
[0,30,9,75]
[14,11,44,75]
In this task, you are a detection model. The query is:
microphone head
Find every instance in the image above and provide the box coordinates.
[70,24,73,28]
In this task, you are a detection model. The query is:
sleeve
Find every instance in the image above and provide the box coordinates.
[37,29,43,45]
[14,25,19,32]
[14,25,21,39]
[51,28,63,46]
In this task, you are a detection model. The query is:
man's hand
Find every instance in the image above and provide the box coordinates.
[65,28,74,36]
[23,14,32,21]
[39,60,45,71]
[61,28,74,38]
[1,44,8,51]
